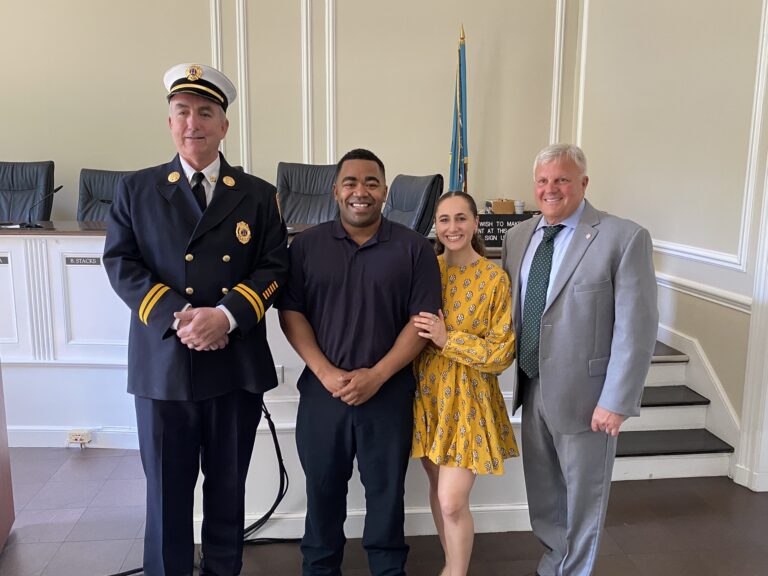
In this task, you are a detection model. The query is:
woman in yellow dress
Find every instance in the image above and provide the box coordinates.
[412,191,518,576]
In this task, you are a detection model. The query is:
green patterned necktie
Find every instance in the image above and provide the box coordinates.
[518,224,565,378]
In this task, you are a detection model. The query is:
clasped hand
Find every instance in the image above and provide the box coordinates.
[175,307,230,352]
[319,366,384,406]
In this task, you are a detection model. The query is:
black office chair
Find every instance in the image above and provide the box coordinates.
[77,169,135,222]
[276,162,339,225]
[0,161,55,222]
[383,174,443,236]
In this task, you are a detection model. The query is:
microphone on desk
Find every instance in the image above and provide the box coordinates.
[18,185,63,229]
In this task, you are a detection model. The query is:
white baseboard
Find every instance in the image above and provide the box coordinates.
[193,504,533,541]
[733,464,768,492]
[7,426,140,449]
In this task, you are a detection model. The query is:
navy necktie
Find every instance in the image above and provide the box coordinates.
[518,224,566,378]
[191,172,206,211]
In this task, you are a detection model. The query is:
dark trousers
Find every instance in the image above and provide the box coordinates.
[296,368,414,576]
[135,389,263,576]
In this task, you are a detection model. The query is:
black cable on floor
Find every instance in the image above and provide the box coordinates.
[106,401,293,576]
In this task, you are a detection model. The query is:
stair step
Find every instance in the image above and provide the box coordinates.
[641,385,709,407]
[652,341,688,363]
[622,404,706,432]
[613,453,731,480]
[645,364,687,386]
[616,429,734,458]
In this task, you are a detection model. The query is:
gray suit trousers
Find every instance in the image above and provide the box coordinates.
[521,375,617,576]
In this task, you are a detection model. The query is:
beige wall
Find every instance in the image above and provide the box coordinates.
[1,0,765,417]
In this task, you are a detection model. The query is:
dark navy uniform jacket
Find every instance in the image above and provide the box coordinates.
[104,154,289,401]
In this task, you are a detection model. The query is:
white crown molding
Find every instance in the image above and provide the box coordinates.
[236,0,251,172]
[325,0,336,164]
[655,272,752,314]
[549,0,566,144]
[301,0,314,163]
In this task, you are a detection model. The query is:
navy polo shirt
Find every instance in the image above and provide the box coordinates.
[279,217,442,371]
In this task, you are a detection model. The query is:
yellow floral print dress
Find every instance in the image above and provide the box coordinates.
[412,256,519,474]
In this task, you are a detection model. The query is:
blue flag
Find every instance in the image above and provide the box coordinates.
[449,26,468,192]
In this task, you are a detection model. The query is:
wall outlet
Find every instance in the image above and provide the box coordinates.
[67,429,92,445]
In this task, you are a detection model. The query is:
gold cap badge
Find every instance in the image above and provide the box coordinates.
[185,65,203,81]
[236,221,251,245]
[223,176,235,187]
[168,171,181,183]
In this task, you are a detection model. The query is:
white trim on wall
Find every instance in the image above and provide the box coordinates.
[210,0,226,158]
[236,0,251,172]
[652,240,742,271]
[576,0,768,272]
[325,0,336,164]
[655,272,752,315]
[575,0,589,146]
[301,0,314,164]
[549,0,566,144]
[736,17,768,487]
[26,239,53,361]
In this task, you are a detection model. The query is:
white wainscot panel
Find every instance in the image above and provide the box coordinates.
[0,252,18,343]
[0,240,33,361]
[47,237,129,364]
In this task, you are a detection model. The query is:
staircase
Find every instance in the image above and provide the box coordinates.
[612,341,735,481]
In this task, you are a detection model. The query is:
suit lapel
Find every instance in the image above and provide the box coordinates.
[190,159,247,244]
[157,155,200,228]
[508,216,541,335]
[544,200,600,312]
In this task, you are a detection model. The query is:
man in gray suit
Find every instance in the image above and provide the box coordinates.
[502,144,657,576]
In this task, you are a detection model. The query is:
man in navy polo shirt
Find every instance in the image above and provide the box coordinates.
[279,148,442,576]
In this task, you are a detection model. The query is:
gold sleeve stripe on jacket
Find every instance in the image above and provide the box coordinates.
[237,283,266,318]
[139,284,167,324]
[140,285,170,325]
[233,285,265,321]
[263,281,278,300]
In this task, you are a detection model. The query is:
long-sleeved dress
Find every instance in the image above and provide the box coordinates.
[412,256,519,474]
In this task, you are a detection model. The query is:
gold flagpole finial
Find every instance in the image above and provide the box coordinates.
[460,24,465,41]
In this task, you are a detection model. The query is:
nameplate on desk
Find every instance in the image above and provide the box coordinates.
[478,214,532,247]
[0,257,8,265]
[65,257,101,266]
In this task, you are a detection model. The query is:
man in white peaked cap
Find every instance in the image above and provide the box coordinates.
[104,63,289,576]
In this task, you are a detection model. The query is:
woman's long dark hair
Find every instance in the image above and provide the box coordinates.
[433,191,485,257]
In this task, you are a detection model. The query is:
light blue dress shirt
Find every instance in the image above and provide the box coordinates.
[520,199,586,314]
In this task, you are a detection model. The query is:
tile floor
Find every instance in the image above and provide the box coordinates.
[2,447,768,575]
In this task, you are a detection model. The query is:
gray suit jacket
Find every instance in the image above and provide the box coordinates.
[502,200,658,434]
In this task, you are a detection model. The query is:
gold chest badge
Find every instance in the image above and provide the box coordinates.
[236,221,251,244]
[223,176,235,187]
[168,171,181,183]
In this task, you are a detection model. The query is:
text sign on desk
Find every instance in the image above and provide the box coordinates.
[65,256,101,266]
[478,214,532,247]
